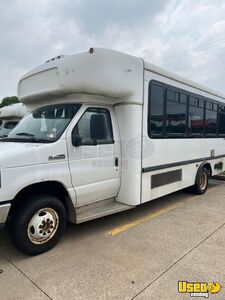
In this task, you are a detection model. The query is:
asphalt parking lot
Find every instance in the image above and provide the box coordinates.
[0,179,225,300]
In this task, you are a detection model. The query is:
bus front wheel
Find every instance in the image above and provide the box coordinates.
[10,194,67,255]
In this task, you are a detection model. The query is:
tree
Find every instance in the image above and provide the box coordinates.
[0,96,20,108]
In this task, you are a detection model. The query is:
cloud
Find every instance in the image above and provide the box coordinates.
[57,0,169,36]
[154,0,225,92]
[1,0,225,99]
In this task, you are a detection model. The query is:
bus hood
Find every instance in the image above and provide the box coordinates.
[0,141,66,168]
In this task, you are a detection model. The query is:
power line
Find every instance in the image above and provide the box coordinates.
[193,66,225,78]
[164,37,225,61]
[163,44,225,66]
[162,38,225,66]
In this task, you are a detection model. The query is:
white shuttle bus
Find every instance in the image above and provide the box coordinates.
[0,103,27,137]
[1,48,225,255]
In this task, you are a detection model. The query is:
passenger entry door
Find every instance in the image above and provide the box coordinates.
[67,106,121,207]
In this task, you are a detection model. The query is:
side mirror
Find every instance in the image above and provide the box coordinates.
[72,134,82,147]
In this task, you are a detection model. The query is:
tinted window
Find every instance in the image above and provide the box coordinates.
[206,101,213,110]
[148,80,225,139]
[188,97,204,136]
[199,99,204,108]
[166,91,187,136]
[149,84,164,137]
[180,94,187,104]
[218,105,225,135]
[205,101,217,136]
[4,121,18,129]
[73,108,113,145]
[189,96,198,106]
[167,89,179,102]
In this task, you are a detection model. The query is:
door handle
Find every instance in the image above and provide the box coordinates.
[115,157,118,167]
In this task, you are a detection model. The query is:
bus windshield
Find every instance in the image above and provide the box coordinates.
[6,103,81,143]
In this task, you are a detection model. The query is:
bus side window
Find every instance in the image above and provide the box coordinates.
[73,107,114,145]
[166,90,187,137]
[218,105,225,136]
[148,83,164,138]
[205,101,217,137]
[188,96,204,137]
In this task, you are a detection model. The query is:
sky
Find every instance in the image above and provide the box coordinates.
[1,0,225,100]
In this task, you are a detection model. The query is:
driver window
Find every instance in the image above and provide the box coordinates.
[73,107,114,145]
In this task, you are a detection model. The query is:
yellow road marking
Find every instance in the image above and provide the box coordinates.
[106,182,220,237]
[106,203,179,237]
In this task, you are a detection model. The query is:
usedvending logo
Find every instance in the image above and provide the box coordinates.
[178,281,221,298]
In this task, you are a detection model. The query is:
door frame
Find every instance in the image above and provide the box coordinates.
[65,103,122,207]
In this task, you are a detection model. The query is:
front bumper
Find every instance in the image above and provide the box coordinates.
[0,202,11,224]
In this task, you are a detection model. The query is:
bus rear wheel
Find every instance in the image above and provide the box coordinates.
[192,167,209,195]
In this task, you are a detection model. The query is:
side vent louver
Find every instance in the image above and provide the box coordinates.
[151,169,182,189]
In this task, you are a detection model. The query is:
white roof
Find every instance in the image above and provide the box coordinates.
[17,48,144,106]
[0,103,27,120]
[17,48,225,106]
[144,61,225,100]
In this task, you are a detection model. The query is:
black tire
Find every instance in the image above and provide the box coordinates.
[192,167,209,195]
[9,194,67,255]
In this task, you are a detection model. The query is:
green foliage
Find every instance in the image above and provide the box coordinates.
[0,96,20,108]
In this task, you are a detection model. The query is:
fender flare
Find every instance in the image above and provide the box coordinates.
[195,161,210,184]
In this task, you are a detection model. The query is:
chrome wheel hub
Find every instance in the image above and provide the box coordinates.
[200,172,207,190]
[27,208,59,244]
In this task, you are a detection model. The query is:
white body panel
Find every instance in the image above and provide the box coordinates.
[114,104,143,206]
[0,103,28,137]
[0,103,27,120]
[18,48,144,109]
[0,138,76,205]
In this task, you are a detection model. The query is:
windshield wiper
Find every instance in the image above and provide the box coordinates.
[16,132,34,137]
[0,135,8,139]
[3,136,52,143]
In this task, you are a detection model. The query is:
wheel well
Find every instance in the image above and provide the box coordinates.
[8,181,76,223]
[203,162,212,176]
[195,162,212,184]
